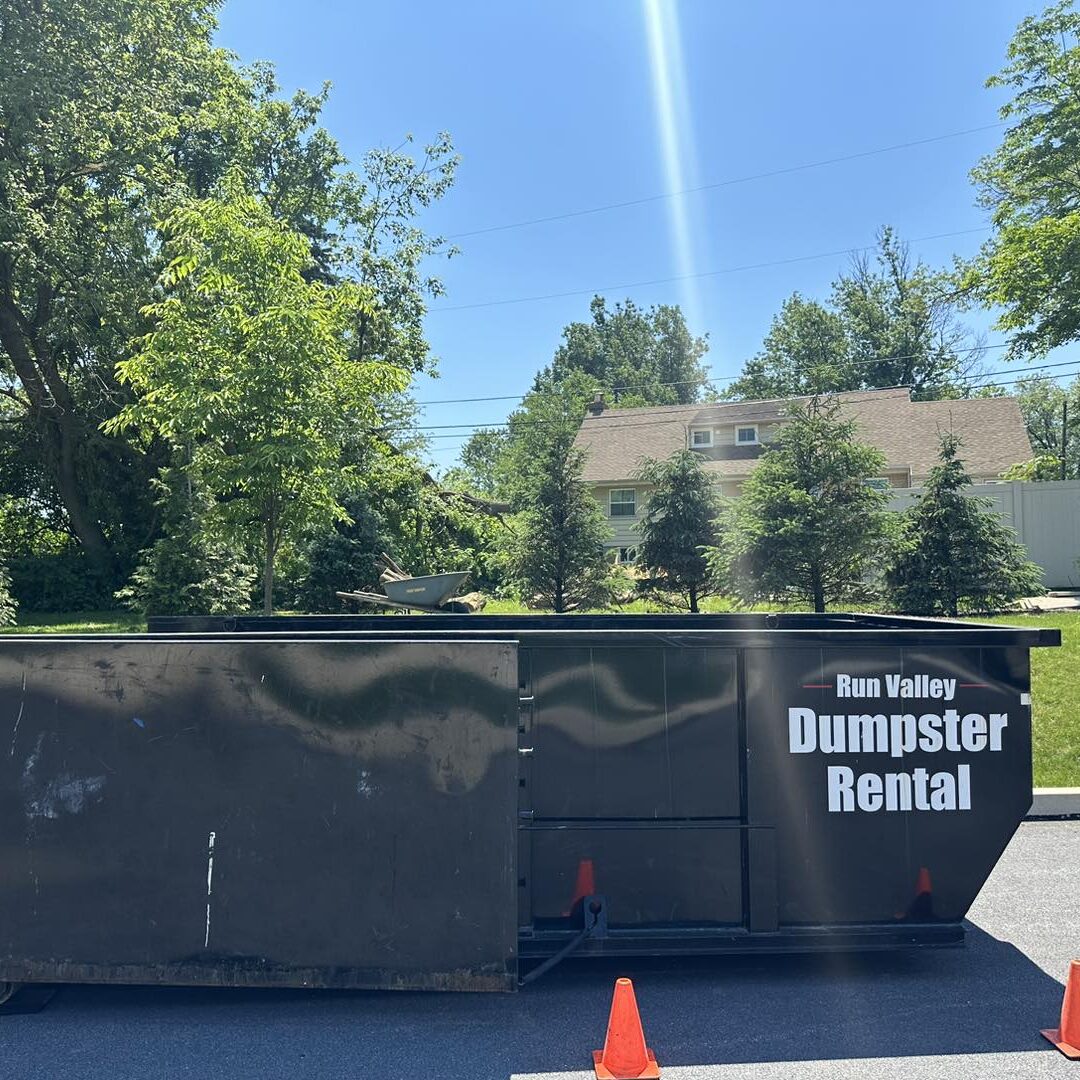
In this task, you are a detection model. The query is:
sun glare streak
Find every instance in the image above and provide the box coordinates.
[642,0,703,328]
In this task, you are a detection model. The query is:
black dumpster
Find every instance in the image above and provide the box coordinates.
[0,613,1060,994]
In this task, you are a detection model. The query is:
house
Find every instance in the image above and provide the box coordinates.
[572,387,1034,564]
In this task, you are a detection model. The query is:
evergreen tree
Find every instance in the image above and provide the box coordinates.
[294,493,389,613]
[117,469,255,616]
[885,433,1044,615]
[506,379,611,611]
[711,397,890,612]
[636,451,720,612]
[0,561,17,627]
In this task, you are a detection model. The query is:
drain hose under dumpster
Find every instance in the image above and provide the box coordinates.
[518,898,604,986]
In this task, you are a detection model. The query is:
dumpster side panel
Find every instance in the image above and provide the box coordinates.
[521,645,744,933]
[745,645,1031,929]
[0,640,519,991]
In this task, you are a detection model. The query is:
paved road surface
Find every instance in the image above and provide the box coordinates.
[2,821,1077,1079]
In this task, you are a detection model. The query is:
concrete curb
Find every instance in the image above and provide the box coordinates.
[1028,788,1080,819]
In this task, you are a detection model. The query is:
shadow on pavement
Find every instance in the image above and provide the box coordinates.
[0,920,1067,1078]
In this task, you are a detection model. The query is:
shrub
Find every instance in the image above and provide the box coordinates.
[117,472,255,616]
[10,552,118,613]
[294,495,389,613]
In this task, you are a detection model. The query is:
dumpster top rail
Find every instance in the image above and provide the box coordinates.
[106,611,1061,648]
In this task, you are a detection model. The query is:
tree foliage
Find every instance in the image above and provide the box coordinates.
[0,0,456,597]
[117,468,255,616]
[293,492,389,613]
[1004,374,1080,479]
[727,230,981,401]
[0,0,229,571]
[886,434,1044,615]
[107,185,407,612]
[440,428,510,498]
[709,398,890,612]
[505,379,611,611]
[961,2,1080,358]
[635,451,719,612]
[541,295,710,406]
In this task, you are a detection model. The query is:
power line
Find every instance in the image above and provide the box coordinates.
[428,227,991,313]
[414,344,1067,410]
[414,341,1015,408]
[389,361,1080,440]
[445,122,1006,240]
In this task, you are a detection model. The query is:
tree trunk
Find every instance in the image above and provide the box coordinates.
[689,586,699,614]
[0,289,113,573]
[811,569,825,613]
[262,508,276,615]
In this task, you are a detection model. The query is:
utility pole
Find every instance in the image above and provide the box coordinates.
[1063,398,1069,481]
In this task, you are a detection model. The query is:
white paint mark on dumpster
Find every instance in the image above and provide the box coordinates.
[26,774,106,820]
[22,732,43,781]
[357,769,375,797]
[1021,692,1031,706]
[204,830,216,948]
[9,672,26,757]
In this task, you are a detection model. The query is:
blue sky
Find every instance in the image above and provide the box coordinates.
[215,0,1056,470]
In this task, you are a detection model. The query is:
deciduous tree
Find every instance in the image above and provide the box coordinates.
[0,0,457,583]
[961,2,1080,358]
[543,296,710,406]
[107,185,406,613]
[1004,374,1080,480]
[726,230,982,402]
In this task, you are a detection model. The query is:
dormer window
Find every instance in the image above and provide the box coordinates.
[690,428,713,448]
[736,425,759,446]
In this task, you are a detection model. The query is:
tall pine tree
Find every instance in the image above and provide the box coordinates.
[636,451,720,612]
[711,397,890,612]
[886,433,1043,615]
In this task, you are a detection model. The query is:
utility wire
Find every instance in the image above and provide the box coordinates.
[415,341,1016,408]
[445,122,1006,240]
[386,361,1080,439]
[413,351,1074,416]
[428,227,992,313]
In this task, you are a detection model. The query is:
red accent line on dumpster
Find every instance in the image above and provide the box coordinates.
[958,683,991,688]
[802,683,833,689]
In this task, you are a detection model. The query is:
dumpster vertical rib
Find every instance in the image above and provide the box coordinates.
[737,647,751,930]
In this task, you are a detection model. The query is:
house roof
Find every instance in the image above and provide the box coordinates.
[574,387,1033,484]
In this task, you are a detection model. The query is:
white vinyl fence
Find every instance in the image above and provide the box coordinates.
[887,479,1080,590]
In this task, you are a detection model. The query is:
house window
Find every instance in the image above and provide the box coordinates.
[690,428,713,448]
[609,489,636,517]
[736,425,759,445]
[864,477,891,492]
[608,545,638,565]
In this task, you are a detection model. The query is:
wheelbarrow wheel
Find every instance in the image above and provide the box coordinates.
[0,981,20,1006]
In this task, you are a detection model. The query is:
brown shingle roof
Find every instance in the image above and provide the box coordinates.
[574,388,1033,483]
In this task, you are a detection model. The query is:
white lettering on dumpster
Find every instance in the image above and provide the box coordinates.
[788,671,1008,813]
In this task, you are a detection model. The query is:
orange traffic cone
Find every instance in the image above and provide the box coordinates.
[563,858,596,916]
[904,866,934,921]
[1042,959,1080,1059]
[592,978,660,1079]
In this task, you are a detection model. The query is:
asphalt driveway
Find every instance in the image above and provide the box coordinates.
[1,820,1077,1079]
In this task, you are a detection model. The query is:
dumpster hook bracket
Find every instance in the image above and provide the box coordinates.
[518,895,606,987]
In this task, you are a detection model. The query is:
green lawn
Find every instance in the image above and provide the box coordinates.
[0,610,146,634]
[3,607,1076,785]
[980,612,1079,788]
